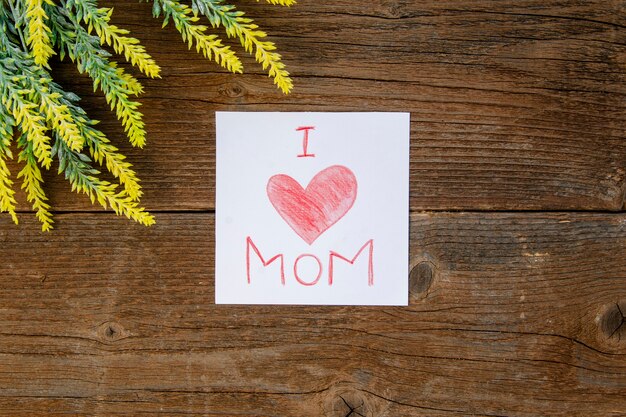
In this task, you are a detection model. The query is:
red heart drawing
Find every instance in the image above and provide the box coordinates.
[267,165,358,245]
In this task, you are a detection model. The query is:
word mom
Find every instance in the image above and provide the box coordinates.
[246,236,374,286]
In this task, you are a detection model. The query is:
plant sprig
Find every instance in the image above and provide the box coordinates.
[0,0,294,230]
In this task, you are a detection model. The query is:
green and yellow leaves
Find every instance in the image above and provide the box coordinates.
[0,0,294,231]
[191,0,292,93]
[53,139,155,226]
[25,0,56,67]
[0,105,18,225]
[48,6,148,148]
[66,0,161,78]
[153,0,243,73]
[262,0,296,6]
[17,137,54,231]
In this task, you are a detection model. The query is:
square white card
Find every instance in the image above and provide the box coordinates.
[216,112,409,305]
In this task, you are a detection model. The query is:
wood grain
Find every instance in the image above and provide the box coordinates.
[2,1,625,416]
[7,0,625,214]
[1,212,625,416]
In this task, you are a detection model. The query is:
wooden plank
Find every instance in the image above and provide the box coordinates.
[7,0,625,216]
[1,212,625,416]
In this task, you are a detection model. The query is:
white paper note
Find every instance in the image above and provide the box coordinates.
[215,112,409,305]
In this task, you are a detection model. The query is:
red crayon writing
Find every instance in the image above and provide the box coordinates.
[296,126,315,158]
[246,236,374,286]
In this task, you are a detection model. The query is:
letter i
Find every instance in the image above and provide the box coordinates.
[296,126,315,158]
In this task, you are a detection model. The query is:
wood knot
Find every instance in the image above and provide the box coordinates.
[409,261,434,299]
[382,1,410,19]
[324,390,369,417]
[322,385,386,417]
[600,302,626,342]
[97,321,128,343]
[219,82,246,98]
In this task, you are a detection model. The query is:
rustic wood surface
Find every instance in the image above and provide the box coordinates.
[2,213,626,417]
[2,0,626,416]
[8,0,626,211]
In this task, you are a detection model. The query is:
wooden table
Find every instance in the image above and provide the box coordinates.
[2,1,625,415]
